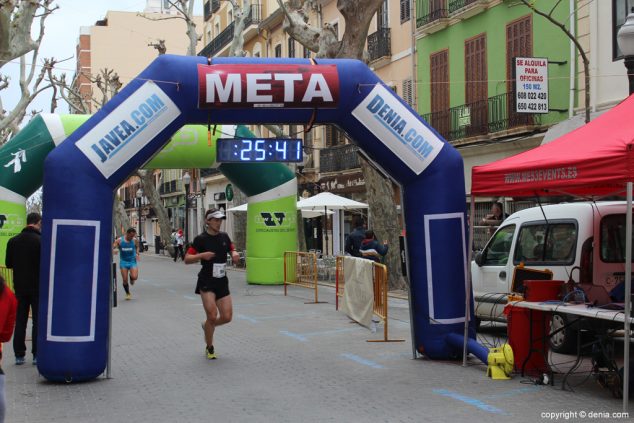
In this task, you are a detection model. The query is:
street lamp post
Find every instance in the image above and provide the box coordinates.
[616,9,634,413]
[618,8,634,95]
[136,187,143,243]
[183,171,191,245]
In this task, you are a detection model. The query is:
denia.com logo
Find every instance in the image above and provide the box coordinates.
[366,94,434,160]
[90,94,167,163]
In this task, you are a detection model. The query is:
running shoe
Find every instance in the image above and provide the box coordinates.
[206,345,216,360]
[15,357,25,365]
[125,293,132,300]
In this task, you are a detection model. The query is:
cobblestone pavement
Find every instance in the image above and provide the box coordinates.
[4,253,632,422]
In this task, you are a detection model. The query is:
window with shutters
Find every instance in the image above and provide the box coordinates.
[325,125,346,148]
[288,38,296,58]
[275,44,282,58]
[400,0,411,23]
[506,15,533,127]
[430,49,450,139]
[402,79,413,106]
[465,33,487,137]
[378,1,389,29]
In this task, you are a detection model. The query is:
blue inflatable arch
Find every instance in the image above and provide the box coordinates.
[40,56,474,381]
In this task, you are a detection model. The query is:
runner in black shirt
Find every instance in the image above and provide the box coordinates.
[185,208,240,359]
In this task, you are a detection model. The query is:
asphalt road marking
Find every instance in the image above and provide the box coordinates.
[340,353,384,369]
[279,327,358,342]
[433,389,508,415]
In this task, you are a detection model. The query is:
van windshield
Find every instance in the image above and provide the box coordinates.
[600,214,634,262]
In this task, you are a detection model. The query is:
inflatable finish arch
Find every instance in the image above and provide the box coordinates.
[40,56,474,381]
[0,115,296,285]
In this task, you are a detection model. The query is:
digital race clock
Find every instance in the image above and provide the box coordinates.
[216,138,303,163]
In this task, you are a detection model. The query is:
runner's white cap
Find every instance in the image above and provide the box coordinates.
[206,209,226,219]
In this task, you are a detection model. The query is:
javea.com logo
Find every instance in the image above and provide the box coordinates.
[76,81,181,178]
[352,85,443,175]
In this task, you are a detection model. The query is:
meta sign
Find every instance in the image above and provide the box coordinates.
[514,57,549,114]
[198,64,340,109]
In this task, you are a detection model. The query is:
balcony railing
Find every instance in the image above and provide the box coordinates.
[421,92,541,142]
[416,0,448,28]
[320,144,360,173]
[211,0,220,13]
[198,4,262,57]
[448,0,479,13]
[367,28,391,62]
[159,180,183,195]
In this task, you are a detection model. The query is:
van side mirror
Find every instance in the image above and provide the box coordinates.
[474,251,484,266]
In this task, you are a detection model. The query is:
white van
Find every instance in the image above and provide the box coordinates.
[471,201,630,353]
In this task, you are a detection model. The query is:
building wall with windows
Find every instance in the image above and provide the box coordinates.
[415,1,572,194]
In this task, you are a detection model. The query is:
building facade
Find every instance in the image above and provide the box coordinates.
[72,3,204,244]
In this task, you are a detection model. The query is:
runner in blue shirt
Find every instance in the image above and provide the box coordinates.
[113,227,140,300]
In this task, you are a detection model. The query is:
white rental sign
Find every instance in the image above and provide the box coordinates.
[514,57,548,114]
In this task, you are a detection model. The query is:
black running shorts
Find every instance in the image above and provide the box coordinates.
[195,277,230,300]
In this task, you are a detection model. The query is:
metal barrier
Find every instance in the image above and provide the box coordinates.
[283,251,322,303]
[0,266,14,292]
[335,256,403,343]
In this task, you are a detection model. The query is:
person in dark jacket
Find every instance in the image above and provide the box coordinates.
[344,216,366,257]
[359,230,389,262]
[5,212,41,365]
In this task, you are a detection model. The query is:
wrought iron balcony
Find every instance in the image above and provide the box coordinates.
[416,0,448,28]
[448,0,479,13]
[198,4,262,57]
[211,0,220,13]
[420,92,542,143]
[367,28,391,62]
[320,144,360,173]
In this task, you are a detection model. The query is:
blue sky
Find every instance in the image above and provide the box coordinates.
[3,1,150,114]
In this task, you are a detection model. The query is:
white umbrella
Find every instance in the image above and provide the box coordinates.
[226,203,248,212]
[296,192,368,255]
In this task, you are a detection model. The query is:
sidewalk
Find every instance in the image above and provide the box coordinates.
[4,253,630,422]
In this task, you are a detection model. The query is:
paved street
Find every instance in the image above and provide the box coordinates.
[4,252,632,422]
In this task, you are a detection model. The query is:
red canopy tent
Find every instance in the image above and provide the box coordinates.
[470,95,634,409]
[471,95,634,198]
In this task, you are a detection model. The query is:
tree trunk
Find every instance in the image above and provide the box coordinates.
[138,170,174,255]
[359,157,407,290]
[113,199,131,238]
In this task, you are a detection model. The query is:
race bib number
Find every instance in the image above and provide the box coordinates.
[213,263,226,278]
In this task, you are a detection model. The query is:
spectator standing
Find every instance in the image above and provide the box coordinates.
[344,216,366,257]
[174,229,185,262]
[5,212,41,365]
[481,202,508,237]
[0,275,17,423]
[359,230,389,263]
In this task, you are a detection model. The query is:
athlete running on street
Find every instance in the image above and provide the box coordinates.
[113,228,140,300]
[185,209,239,359]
